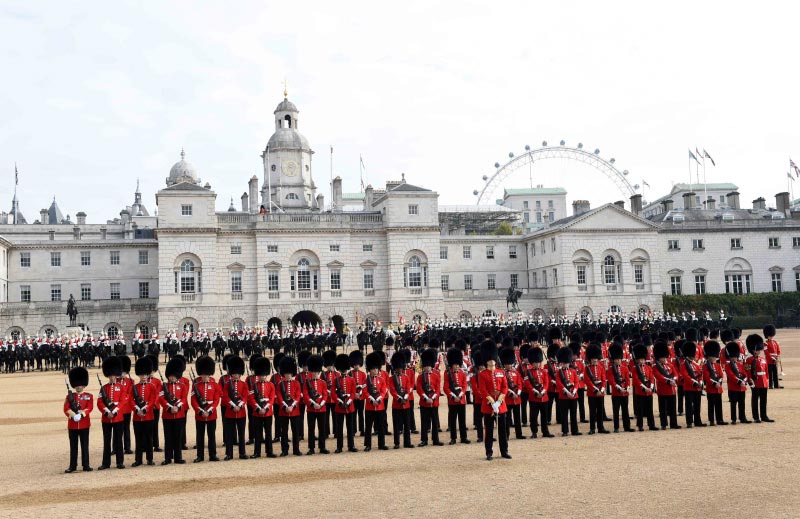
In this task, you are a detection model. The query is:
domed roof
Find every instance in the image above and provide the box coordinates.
[274,98,298,114]
[267,129,310,151]
[167,149,199,186]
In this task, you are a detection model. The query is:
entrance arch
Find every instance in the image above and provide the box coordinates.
[292,310,321,327]
[331,315,345,334]
[267,317,282,331]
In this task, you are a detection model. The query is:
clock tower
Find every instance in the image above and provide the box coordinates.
[261,91,317,210]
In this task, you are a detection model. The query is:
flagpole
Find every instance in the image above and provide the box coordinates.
[329,145,333,211]
[702,157,707,208]
[266,146,272,214]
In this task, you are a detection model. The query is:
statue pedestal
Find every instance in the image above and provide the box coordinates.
[65,326,84,337]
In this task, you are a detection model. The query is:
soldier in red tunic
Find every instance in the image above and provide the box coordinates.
[745,334,774,423]
[97,356,126,469]
[222,356,249,460]
[680,341,706,428]
[247,356,276,459]
[417,348,443,447]
[333,354,358,453]
[348,350,367,436]
[652,339,680,430]
[469,350,485,442]
[64,366,93,473]
[159,357,189,465]
[131,357,157,466]
[444,347,470,444]
[276,356,303,456]
[389,352,414,449]
[191,355,221,462]
[555,346,580,437]
[608,343,634,433]
[583,343,609,434]
[118,355,134,455]
[500,347,524,440]
[569,341,587,424]
[322,349,339,439]
[305,354,330,455]
[478,341,510,460]
[702,341,727,426]
[363,351,389,451]
[631,343,657,431]
[295,350,311,442]
[522,346,554,438]
[763,324,783,389]
[723,342,751,424]
[401,347,419,434]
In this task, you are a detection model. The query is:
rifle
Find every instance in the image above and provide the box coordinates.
[157,369,181,411]
[131,380,147,413]
[280,379,296,411]
[65,378,81,414]
[335,374,351,410]
[227,368,244,409]
[654,360,677,387]
[366,374,381,406]
[421,370,437,404]
[97,374,117,415]
[728,359,748,388]
[584,364,605,396]
[192,374,211,416]
[684,359,705,392]
[393,372,408,405]
[611,363,627,394]
[558,367,576,398]
[447,367,463,402]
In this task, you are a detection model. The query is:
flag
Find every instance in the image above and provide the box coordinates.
[695,147,704,162]
[788,171,795,182]
[790,158,800,178]
[642,179,650,188]
[14,163,18,185]
[688,149,700,164]
[359,155,366,191]
[703,149,716,166]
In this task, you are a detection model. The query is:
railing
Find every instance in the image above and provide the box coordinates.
[231,292,243,300]
[577,285,588,291]
[363,289,375,297]
[330,290,342,298]
[293,291,320,299]
[181,294,196,302]
[268,292,280,300]
[217,212,384,226]
[409,288,423,295]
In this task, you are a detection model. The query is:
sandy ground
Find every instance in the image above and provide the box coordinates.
[1,330,799,519]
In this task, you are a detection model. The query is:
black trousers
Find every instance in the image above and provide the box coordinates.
[307,412,327,451]
[751,387,769,420]
[195,419,217,459]
[133,420,154,463]
[364,410,386,448]
[408,400,417,431]
[102,422,124,467]
[68,428,90,469]
[420,406,440,443]
[392,408,413,447]
[472,403,484,440]
[506,404,523,439]
[277,415,301,454]
[768,365,780,389]
[706,393,724,424]
[676,386,684,414]
[354,400,365,432]
[529,400,550,436]
[247,408,255,442]
[483,412,508,456]
[224,417,247,457]
[334,412,356,450]
[547,391,560,424]
[588,397,606,432]
[657,394,679,428]
[252,416,273,456]
[729,391,747,422]
[634,394,656,429]
[684,390,703,426]
[122,413,132,451]
[163,418,185,462]
[577,389,586,421]
[298,403,306,440]
[520,393,529,424]
[152,409,161,449]
[558,399,579,434]
[611,395,631,431]
[448,404,468,441]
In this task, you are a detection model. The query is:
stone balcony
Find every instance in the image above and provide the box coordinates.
[217,212,383,230]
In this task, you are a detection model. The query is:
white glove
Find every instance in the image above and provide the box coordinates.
[72,413,82,422]
[491,401,501,414]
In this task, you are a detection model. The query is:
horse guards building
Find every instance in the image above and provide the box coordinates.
[1,94,799,341]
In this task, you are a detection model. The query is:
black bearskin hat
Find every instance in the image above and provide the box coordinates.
[221,353,233,372]
[273,352,285,372]
[421,348,437,368]
[653,339,670,360]
[227,356,245,376]
[674,339,685,358]
[147,354,159,372]
[556,346,572,364]
[249,354,262,371]
[446,347,463,367]
[471,350,483,367]
[632,343,647,360]
[720,329,733,343]
[763,324,776,338]
[102,356,122,377]
[69,366,89,388]
[499,347,516,366]
[322,349,336,367]
[119,355,131,374]
[681,341,698,358]
[349,350,364,368]
[725,342,740,358]
[253,356,270,377]
[546,344,560,360]
[609,343,623,361]
[402,348,412,364]
[297,350,312,368]
[391,351,406,371]
[703,340,720,358]
[174,355,186,373]
[569,342,582,357]
[195,355,215,377]
[335,354,350,373]
[135,356,153,376]
[365,351,383,371]
[480,340,499,366]
[385,336,394,347]
[307,354,324,373]
[528,347,544,364]
[520,344,531,360]
[585,343,602,361]
[548,327,562,343]
[745,334,764,353]
[685,328,698,342]
[279,356,297,376]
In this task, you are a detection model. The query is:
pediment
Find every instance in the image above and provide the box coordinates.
[327,260,345,268]
[227,262,245,270]
[360,260,378,267]
[566,204,658,231]
[264,261,283,269]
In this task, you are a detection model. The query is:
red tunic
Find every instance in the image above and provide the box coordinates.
[304,377,328,412]
[247,378,275,417]
[703,362,724,395]
[404,368,416,402]
[131,380,157,422]
[388,373,413,410]
[607,363,630,397]
[478,368,508,414]
[416,370,441,408]
[323,371,340,404]
[159,380,189,420]
[443,369,467,405]
[631,364,655,396]
[653,360,678,396]
[350,369,367,401]
[572,359,586,390]
[504,368,523,405]
[97,382,125,424]
[64,391,93,430]
[522,366,549,403]
[276,379,302,417]
[555,367,578,400]
[118,376,133,415]
[748,357,769,388]
[680,360,704,392]
[191,379,222,421]
[583,363,607,397]
[364,374,387,411]
[470,367,485,403]
[221,379,248,419]
[724,360,749,392]
[765,339,781,366]
[333,375,356,414]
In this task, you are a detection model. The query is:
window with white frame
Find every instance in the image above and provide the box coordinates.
[297,258,312,291]
[267,244,278,253]
[771,272,782,292]
[329,244,340,252]
[731,238,741,249]
[463,246,471,259]
[535,201,541,210]
[50,252,61,267]
[51,284,61,302]
[110,251,119,265]
[19,252,30,268]
[510,273,519,289]
[404,255,427,288]
[549,211,555,222]
[768,237,780,248]
[81,283,92,301]
[230,245,241,255]
[725,274,751,295]
[603,255,617,284]
[110,282,120,300]
[139,282,149,299]
[231,271,242,293]
[440,246,448,260]
[692,239,704,250]
[793,237,800,248]
[523,201,529,209]
[532,271,538,288]
[542,270,548,288]
[668,240,679,250]
[268,271,280,292]
[181,204,192,216]
[670,276,682,295]
[179,259,198,293]
[362,244,373,252]
[139,250,149,264]
[576,265,586,285]
[408,204,418,215]
[486,246,494,259]
[634,264,644,284]
[523,212,530,223]
[330,270,341,291]
[363,269,374,290]
[509,246,517,259]
[487,273,496,290]
[695,275,706,294]
[553,268,558,286]
[20,285,30,302]
[536,212,542,223]
[464,274,473,290]
[441,274,449,291]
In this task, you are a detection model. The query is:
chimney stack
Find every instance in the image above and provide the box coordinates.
[776,192,790,216]
[682,192,696,209]
[614,200,625,210]
[572,200,591,216]
[364,185,374,209]
[705,197,716,210]
[39,208,48,224]
[248,176,258,213]
[629,194,642,215]
[752,197,766,211]
[76,212,86,225]
[662,199,674,212]
[316,193,325,211]
[727,191,740,209]
[241,192,249,212]
[332,176,343,211]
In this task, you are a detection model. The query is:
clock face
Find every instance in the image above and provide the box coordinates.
[282,160,298,177]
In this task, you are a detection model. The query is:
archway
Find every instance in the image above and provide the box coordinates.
[331,315,344,334]
[267,317,282,331]
[178,317,199,334]
[292,310,321,327]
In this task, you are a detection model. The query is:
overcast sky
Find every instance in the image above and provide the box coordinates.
[2,1,799,222]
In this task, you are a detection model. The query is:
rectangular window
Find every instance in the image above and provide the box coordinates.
[362,244,373,252]
[486,246,494,259]
[267,244,278,253]
[441,274,449,291]
[535,201,541,210]
[408,204,418,215]
[463,246,471,259]
[487,273,496,290]
[77,251,91,266]
[440,246,448,260]
[231,271,242,293]
[731,238,741,249]
[695,275,706,294]
[138,250,149,264]
[330,270,341,290]
[50,252,61,267]
[772,273,782,293]
[110,282,120,300]
[576,265,586,285]
[548,200,554,209]
[725,274,751,295]
[670,276,682,295]
[20,285,30,302]
[363,269,374,290]
[551,238,556,252]
[553,268,558,286]
[181,204,192,216]
[634,264,644,284]
[51,284,62,302]
[80,283,91,301]
[692,239,704,250]
[540,240,545,255]
[793,237,800,248]
[139,282,149,299]
[549,211,555,222]
[509,245,517,259]
[668,240,680,250]
[20,252,30,268]
[796,272,800,291]
[542,270,548,288]
[268,271,280,292]
[768,237,780,248]
[109,251,119,266]
[532,243,536,257]
[230,245,241,255]
[329,244,340,252]
[523,201,529,209]
[510,273,519,289]
[532,272,538,288]
[536,212,542,223]
[464,274,473,290]
[523,212,529,223]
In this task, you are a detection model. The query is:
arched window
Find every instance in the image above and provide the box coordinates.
[284,114,292,128]
[603,255,617,284]
[403,254,428,288]
[232,319,245,331]
[138,324,150,339]
[286,193,299,200]
[483,309,497,318]
[180,259,197,293]
[106,326,119,339]
[609,305,622,314]
[43,327,56,338]
[297,258,311,291]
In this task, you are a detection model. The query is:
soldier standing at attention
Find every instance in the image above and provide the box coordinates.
[745,335,774,423]
[723,342,750,424]
[702,341,727,426]
[680,341,706,428]
[763,325,783,389]
[500,347,524,440]
[247,356,276,459]
[159,358,189,465]
[363,351,388,452]
[348,350,367,436]
[64,366,93,473]
[333,353,358,453]
[652,339,681,430]
[388,352,414,449]
[131,357,157,467]
[118,355,134,455]
[222,356,249,460]
[443,347,470,445]
[97,356,125,470]
[416,348,444,447]
[276,356,303,456]
[304,354,330,455]
[478,341,510,461]
[583,343,609,435]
